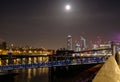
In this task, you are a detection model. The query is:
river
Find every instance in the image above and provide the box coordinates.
[0,64,102,82]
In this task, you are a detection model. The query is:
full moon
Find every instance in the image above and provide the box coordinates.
[65,4,71,10]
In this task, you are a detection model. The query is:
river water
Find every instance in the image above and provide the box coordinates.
[0,64,101,82]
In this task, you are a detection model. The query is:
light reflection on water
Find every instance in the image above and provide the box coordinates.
[14,68,49,82]
[0,67,81,82]
[0,66,98,82]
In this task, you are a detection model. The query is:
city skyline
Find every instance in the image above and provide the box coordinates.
[0,0,120,49]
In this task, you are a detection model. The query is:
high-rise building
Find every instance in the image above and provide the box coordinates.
[67,35,72,50]
[75,42,81,52]
[80,36,86,50]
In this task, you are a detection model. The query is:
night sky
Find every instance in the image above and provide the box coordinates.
[0,0,120,49]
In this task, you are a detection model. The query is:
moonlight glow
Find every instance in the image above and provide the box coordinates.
[65,4,71,10]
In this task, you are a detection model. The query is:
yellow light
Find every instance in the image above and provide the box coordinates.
[0,61,1,65]
[80,53,84,56]
[28,50,32,54]
[0,49,2,52]
[0,49,2,54]
[34,51,37,53]
[2,50,8,55]
[118,51,120,55]
[39,51,42,54]
[23,50,26,53]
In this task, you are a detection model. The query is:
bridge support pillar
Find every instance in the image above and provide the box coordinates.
[25,58,29,64]
[8,49,13,72]
[8,49,13,65]
[19,58,23,64]
[111,42,116,57]
[49,56,53,62]
[31,57,34,64]
[36,57,39,63]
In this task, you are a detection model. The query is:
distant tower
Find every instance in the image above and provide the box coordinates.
[67,35,72,50]
[75,42,81,52]
[80,36,86,50]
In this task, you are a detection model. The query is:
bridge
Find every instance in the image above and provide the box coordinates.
[0,47,112,70]
[1,41,120,71]
[0,56,106,70]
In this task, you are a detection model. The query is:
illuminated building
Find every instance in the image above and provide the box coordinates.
[80,36,86,50]
[75,41,81,52]
[67,35,72,50]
